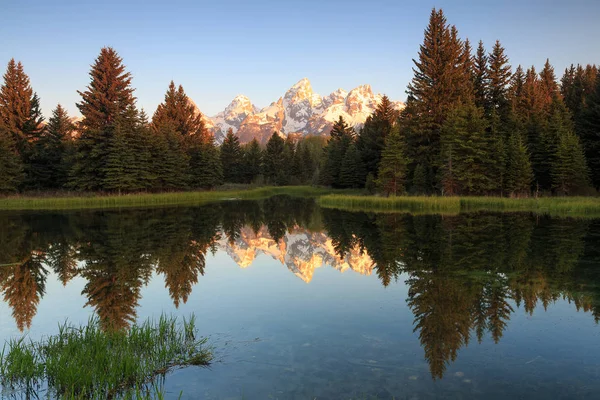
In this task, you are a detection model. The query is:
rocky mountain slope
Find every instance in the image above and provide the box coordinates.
[217,225,373,282]
[193,78,404,144]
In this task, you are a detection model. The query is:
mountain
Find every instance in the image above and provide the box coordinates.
[217,225,373,282]
[190,78,404,144]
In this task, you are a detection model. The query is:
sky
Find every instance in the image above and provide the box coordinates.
[1,0,599,119]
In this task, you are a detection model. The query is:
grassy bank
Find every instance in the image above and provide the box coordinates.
[0,315,211,399]
[318,194,600,218]
[0,186,330,211]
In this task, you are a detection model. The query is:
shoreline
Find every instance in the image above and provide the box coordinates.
[317,194,600,218]
[1,187,600,217]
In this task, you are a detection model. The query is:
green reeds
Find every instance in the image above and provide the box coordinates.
[318,194,600,218]
[0,186,329,211]
[0,315,211,399]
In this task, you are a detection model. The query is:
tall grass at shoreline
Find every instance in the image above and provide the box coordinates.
[318,194,600,218]
[0,315,211,399]
[0,186,329,211]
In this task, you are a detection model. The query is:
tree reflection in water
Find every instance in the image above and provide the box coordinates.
[1,198,599,379]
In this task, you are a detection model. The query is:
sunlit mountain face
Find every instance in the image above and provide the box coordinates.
[1,197,600,385]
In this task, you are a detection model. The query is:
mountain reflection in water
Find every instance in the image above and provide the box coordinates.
[1,195,599,381]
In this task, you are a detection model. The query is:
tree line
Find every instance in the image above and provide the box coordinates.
[1,9,599,196]
[0,48,324,194]
[320,9,600,196]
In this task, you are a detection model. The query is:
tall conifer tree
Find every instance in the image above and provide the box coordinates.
[71,47,137,191]
[221,128,243,183]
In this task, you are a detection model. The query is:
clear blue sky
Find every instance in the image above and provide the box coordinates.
[1,0,599,119]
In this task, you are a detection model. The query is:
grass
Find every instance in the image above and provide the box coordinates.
[318,194,600,218]
[0,186,331,211]
[0,315,211,399]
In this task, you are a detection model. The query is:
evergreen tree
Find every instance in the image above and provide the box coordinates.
[188,135,223,189]
[152,81,218,189]
[0,59,34,157]
[321,116,354,187]
[357,95,396,180]
[411,164,428,194]
[280,136,296,185]
[242,138,263,184]
[152,123,189,190]
[486,108,507,194]
[487,40,512,116]
[0,125,23,192]
[473,41,489,110]
[152,81,208,139]
[377,126,411,195]
[505,132,533,197]
[577,73,600,188]
[539,59,559,110]
[71,47,137,191]
[440,103,492,195]
[220,128,243,183]
[403,8,473,193]
[106,106,155,192]
[297,141,315,183]
[32,104,74,189]
[509,65,527,121]
[552,130,590,195]
[339,143,365,188]
[263,132,285,185]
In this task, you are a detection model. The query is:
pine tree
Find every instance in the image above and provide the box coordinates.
[189,135,223,189]
[339,144,365,188]
[280,136,296,185]
[242,138,263,183]
[577,72,600,188]
[263,132,285,184]
[411,164,428,194]
[539,59,559,110]
[0,59,34,157]
[297,141,315,183]
[0,125,23,192]
[221,128,243,183]
[487,40,512,116]
[486,108,507,194]
[404,8,473,193]
[505,132,533,197]
[152,81,217,189]
[321,116,354,187]
[152,123,189,190]
[357,95,396,180]
[473,41,489,110]
[103,123,134,194]
[377,126,411,195]
[152,81,207,139]
[32,104,74,189]
[509,65,527,121]
[78,48,135,131]
[552,130,590,195]
[440,103,492,195]
[71,47,137,191]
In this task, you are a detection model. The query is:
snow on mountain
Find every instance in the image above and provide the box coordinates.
[212,95,259,136]
[217,225,373,282]
[187,78,404,144]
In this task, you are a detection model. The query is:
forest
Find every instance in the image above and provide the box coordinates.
[0,8,598,197]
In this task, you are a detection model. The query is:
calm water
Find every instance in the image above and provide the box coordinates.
[1,196,600,399]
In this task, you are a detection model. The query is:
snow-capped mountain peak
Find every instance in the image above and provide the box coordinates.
[188,78,404,144]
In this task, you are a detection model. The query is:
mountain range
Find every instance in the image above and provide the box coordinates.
[194,78,404,144]
[217,225,373,282]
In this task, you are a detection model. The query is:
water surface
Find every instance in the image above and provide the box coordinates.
[1,196,600,399]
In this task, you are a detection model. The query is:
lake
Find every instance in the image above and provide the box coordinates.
[1,195,600,399]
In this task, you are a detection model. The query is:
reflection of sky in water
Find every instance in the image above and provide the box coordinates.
[2,249,599,399]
